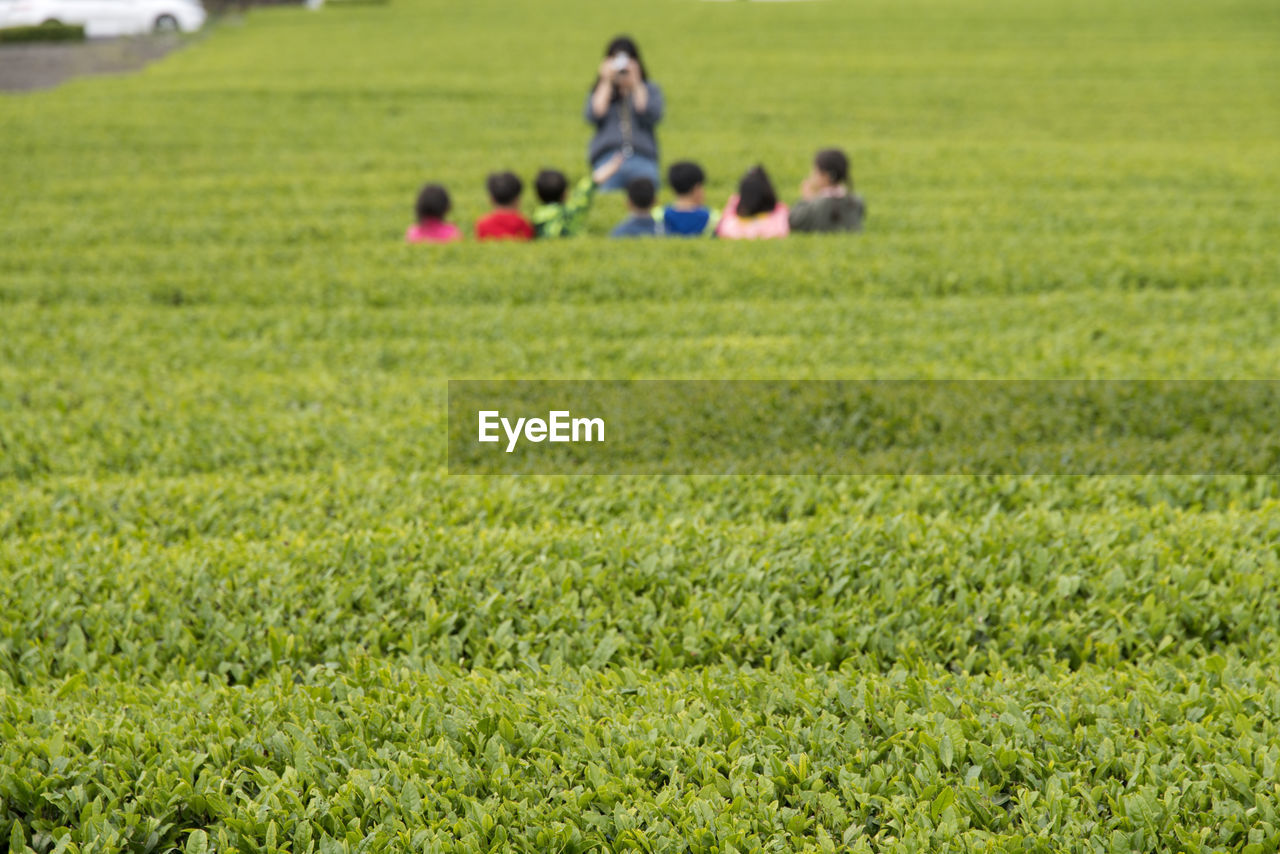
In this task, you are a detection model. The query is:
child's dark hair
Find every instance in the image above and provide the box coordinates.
[626,177,656,210]
[667,161,705,196]
[535,169,568,204]
[814,148,849,185]
[486,171,523,206]
[735,165,778,217]
[415,183,451,221]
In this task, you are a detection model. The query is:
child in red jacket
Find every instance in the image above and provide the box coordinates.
[475,171,534,241]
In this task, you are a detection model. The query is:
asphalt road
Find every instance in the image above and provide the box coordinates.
[0,34,186,92]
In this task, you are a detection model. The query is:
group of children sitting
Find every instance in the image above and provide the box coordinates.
[405,147,865,243]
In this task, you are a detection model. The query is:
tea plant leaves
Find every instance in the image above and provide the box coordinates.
[2,0,1279,849]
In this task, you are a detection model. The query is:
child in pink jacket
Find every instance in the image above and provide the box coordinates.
[715,165,790,240]
[405,183,462,244]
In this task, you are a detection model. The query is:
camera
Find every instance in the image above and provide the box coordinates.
[611,53,630,74]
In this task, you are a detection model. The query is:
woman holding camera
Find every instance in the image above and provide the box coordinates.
[584,35,665,192]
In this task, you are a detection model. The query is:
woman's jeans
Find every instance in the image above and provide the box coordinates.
[593,152,660,192]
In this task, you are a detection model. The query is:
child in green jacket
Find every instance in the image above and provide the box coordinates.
[532,154,624,238]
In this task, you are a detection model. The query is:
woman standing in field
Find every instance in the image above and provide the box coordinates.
[585,35,665,192]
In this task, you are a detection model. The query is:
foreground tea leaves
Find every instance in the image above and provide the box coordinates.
[4,659,1280,851]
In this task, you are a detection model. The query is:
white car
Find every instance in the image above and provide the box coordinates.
[0,0,206,35]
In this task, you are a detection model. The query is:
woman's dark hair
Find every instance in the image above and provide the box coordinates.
[486,171,523,206]
[815,148,849,185]
[735,165,778,217]
[415,183,450,220]
[593,34,648,90]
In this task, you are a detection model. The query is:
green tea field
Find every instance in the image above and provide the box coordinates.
[2,0,1280,850]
